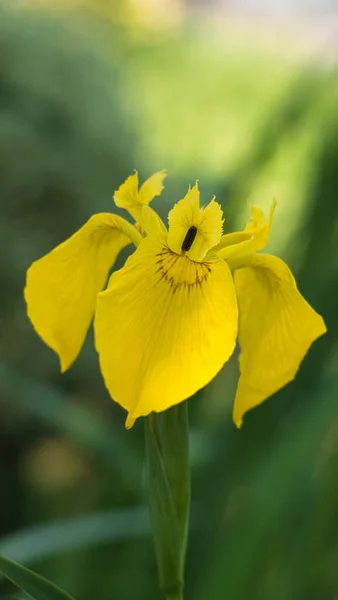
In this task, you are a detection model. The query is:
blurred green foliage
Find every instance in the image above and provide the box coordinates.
[0,3,337,600]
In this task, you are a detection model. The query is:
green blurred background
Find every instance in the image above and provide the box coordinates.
[0,0,337,598]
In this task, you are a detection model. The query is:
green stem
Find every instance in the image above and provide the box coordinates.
[166,593,184,600]
[145,403,190,600]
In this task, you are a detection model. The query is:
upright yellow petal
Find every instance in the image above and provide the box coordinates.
[233,254,326,427]
[167,184,223,262]
[139,170,167,204]
[113,172,139,213]
[94,234,238,426]
[25,214,141,372]
[215,201,276,264]
[113,171,166,224]
[141,205,167,236]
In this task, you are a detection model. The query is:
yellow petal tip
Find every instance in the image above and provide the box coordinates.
[59,357,71,374]
[60,362,67,375]
[319,316,327,337]
[269,199,277,220]
[125,414,136,429]
[233,413,243,429]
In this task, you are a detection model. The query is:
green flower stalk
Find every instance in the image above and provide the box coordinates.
[146,403,190,600]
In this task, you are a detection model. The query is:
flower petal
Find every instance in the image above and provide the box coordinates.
[139,170,167,204]
[94,235,238,426]
[233,253,327,427]
[167,184,223,262]
[113,171,166,224]
[113,172,139,211]
[25,213,141,372]
[141,205,167,236]
[215,201,276,264]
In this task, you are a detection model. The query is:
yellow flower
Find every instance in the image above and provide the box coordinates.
[24,172,326,429]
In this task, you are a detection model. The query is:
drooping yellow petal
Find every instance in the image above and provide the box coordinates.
[233,253,326,428]
[215,201,276,264]
[113,171,167,224]
[167,183,223,262]
[25,214,142,372]
[94,234,238,426]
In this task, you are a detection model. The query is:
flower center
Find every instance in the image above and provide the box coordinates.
[167,186,223,262]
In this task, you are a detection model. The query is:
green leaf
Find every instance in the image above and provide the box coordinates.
[0,507,149,566]
[0,554,76,600]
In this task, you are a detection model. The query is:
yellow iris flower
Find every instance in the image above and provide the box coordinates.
[24,172,326,429]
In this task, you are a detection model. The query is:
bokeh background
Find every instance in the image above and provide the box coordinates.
[0,0,337,598]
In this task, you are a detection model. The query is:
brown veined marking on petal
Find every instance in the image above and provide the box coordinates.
[155,252,181,288]
[154,247,211,294]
